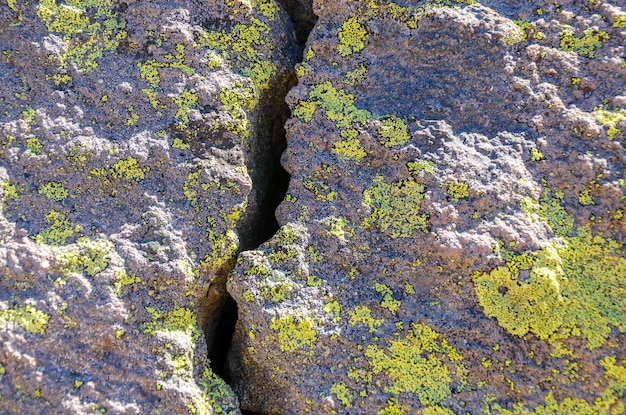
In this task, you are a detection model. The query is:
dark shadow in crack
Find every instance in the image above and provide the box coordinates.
[201,1,318,412]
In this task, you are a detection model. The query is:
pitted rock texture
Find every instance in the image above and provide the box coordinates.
[0,0,297,413]
[228,1,626,414]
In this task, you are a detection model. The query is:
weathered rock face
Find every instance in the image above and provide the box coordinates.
[0,0,297,413]
[228,1,626,414]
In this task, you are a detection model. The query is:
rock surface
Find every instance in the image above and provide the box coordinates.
[0,0,297,413]
[2,0,625,414]
[227,0,626,414]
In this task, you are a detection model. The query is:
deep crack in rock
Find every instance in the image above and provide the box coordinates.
[199,0,317,411]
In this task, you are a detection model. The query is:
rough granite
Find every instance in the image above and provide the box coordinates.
[227,0,626,414]
[0,0,297,414]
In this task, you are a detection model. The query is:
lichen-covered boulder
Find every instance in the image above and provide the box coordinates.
[228,1,626,413]
[0,0,296,413]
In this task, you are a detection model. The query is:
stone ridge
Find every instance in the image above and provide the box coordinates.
[227,0,626,414]
[0,0,298,413]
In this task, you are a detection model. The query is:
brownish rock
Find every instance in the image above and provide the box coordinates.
[228,1,626,414]
[0,0,297,413]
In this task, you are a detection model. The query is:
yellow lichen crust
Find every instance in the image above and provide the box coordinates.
[362,175,428,238]
[489,356,626,414]
[56,237,114,277]
[475,224,626,349]
[269,314,318,353]
[143,306,202,343]
[0,304,50,335]
[377,116,410,147]
[337,17,368,57]
[38,182,69,202]
[197,16,277,91]
[559,27,610,58]
[36,0,127,71]
[35,209,81,246]
[365,322,465,412]
[593,108,625,140]
[444,181,470,202]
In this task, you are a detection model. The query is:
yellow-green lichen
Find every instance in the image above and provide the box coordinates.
[444,181,470,202]
[378,116,410,147]
[1,181,19,202]
[26,136,43,154]
[613,16,626,28]
[294,81,371,161]
[407,160,437,175]
[113,271,141,297]
[306,81,371,128]
[198,16,277,92]
[593,108,625,140]
[349,305,384,333]
[559,27,609,58]
[294,81,417,162]
[404,283,416,296]
[218,82,258,140]
[374,283,401,314]
[324,216,353,242]
[125,106,139,126]
[110,157,149,181]
[0,304,50,335]
[490,356,625,414]
[365,322,465,409]
[345,64,367,85]
[203,229,238,273]
[35,209,81,246]
[36,0,127,72]
[293,100,316,122]
[269,314,317,353]
[303,179,337,202]
[329,382,353,408]
[530,147,545,162]
[387,3,419,29]
[90,157,150,185]
[7,0,22,22]
[172,138,190,151]
[337,17,368,57]
[173,90,199,125]
[21,107,37,126]
[261,279,293,303]
[424,0,478,7]
[507,20,545,44]
[196,367,239,415]
[577,186,595,206]
[474,226,626,349]
[521,188,574,238]
[38,182,69,202]
[377,397,406,415]
[362,175,427,238]
[56,237,114,276]
[143,306,202,343]
[332,137,368,162]
[323,300,342,322]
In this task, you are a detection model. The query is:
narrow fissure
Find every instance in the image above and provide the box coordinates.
[199,0,317,411]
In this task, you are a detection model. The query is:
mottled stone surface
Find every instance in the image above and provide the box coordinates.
[0,0,297,413]
[228,1,626,414]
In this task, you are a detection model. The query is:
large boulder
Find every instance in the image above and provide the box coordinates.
[228,1,626,414]
[0,0,297,413]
